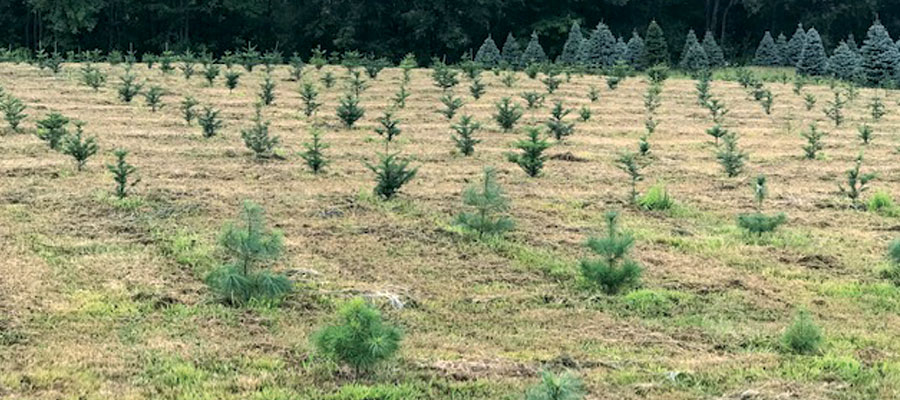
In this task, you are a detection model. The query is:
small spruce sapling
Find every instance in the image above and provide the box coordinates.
[507,127,550,177]
[365,153,418,200]
[823,90,846,127]
[494,97,523,132]
[501,72,518,88]
[451,115,481,156]
[839,153,876,209]
[300,129,329,174]
[336,94,365,128]
[198,106,224,138]
[393,85,410,108]
[348,70,368,96]
[780,310,823,355]
[803,93,817,111]
[374,111,402,149]
[203,63,220,86]
[321,71,336,88]
[542,74,562,94]
[0,93,27,132]
[858,124,873,145]
[36,112,70,149]
[80,63,106,91]
[588,85,600,102]
[455,167,514,239]
[580,211,642,295]
[800,124,826,159]
[616,151,647,204]
[313,298,402,378]
[737,175,787,237]
[259,75,276,106]
[579,106,592,122]
[706,124,728,146]
[62,121,98,171]
[180,96,199,125]
[546,101,574,142]
[106,149,139,199]
[869,96,886,121]
[299,82,321,117]
[143,86,165,112]
[241,104,280,159]
[224,70,241,92]
[469,77,486,100]
[716,133,746,177]
[438,93,464,120]
[117,73,142,102]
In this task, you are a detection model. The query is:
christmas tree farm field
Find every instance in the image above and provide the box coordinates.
[1,62,900,399]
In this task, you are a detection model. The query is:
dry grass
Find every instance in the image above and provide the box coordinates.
[1,62,899,399]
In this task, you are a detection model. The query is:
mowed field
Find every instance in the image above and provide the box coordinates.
[1,62,899,400]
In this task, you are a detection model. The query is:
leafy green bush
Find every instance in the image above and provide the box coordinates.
[313,298,402,377]
[455,167,514,239]
[205,201,291,306]
[781,310,823,355]
[524,370,584,400]
[580,211,642,295]
[365,153,418,200]
[638,183,673,211]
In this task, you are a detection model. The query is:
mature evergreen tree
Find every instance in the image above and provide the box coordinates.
[474,35,502,67]
[626,31,646,70]
[679,30,709,71]
[614,37,629,64]
[521,31,548,65]
[797,28,828,76]
[754,31,781,66]
[501,33,523,68]
[786,24,808,66]
[558,22,584,65]
[702,31,725,67]
[580,21,617,67]
[644,20,669,67]
[776,33,789,65]
[847,34,860,54]
[860,19,900,87]
[828,41,863,81]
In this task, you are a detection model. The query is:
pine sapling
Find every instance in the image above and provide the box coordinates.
[61,122,98,171]
[839,153,876,209]
[803,93,817,111]
[823,90,846,127]
[706,98,729,124]
[117,73,142,103]
[1,94,27,132]
[616,151,647,204]
[374,111,402,149]
[321,71,336,88]
[706,124,728,146]
[205,201,291,306]
[106,149,139,199]
[737,175,787,237]
[451,115,481,156]
[542,74,562,94]
[203,64,220,86]
[800,124,826,159]
[546,100,574,142]
[224,70,241,92]
[365,152,418,200]
[501,71,518,88]
[716,133,746,177]
[336,94,365,128]
[36,112,70,149]
[180,96,199,125]
[80,63,106,91]
[588,85,600,102]
[300,129,329,174]
[507,127,550,177]
[469,77,485,100]
[780,310,823,355]
[494,97,523,133]
[858,124,873,145]
[299,82,321,117]
[579,106,592,122]
[143,86,165,112]
[348,70,368,97]
[580,211,642,295]
[241,104,280,159]
[313,298,402,378]
[198,106,224,138]
[438,93,464,120]
[455,167,514,239]
[525,370,585,400]
[259,75,276,106]
[869,96,886,121]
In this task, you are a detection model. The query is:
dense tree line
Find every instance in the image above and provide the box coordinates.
[2,0,899,63]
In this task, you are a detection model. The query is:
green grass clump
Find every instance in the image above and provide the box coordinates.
[867,190,898,216]
[637,183,674,211]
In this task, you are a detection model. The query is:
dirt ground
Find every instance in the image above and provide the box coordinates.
[1,62,899,399]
